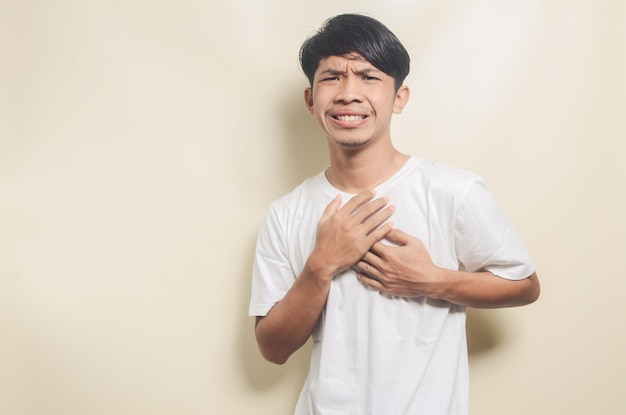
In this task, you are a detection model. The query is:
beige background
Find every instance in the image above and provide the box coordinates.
[1,0,624,414]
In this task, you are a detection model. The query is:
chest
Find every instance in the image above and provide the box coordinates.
[285,184,460,275]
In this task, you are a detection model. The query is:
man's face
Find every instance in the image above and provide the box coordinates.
[304,53,409,150]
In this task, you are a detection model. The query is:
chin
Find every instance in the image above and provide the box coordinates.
[334,137,372,148]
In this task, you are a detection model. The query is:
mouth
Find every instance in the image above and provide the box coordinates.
[332,114,367,121]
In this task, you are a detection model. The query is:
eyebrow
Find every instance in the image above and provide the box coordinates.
[318,67,380,77]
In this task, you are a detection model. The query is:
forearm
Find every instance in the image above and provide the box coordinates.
[255,259,333,364]
[436,270,540,309]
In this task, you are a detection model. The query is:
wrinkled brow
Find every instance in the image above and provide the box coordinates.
[318,66,380,77]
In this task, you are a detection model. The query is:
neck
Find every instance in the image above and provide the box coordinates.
[325,142,409,194]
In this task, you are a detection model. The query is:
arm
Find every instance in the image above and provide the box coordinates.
[435,269,539,308]
[255,191,395,364]
[354,229,540,308]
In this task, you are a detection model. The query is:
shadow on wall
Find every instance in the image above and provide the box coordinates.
[466,308,507,357]
[236,236,312,392]
[279,83,329,190]
[236,84,325,391]
[236,85,508,390]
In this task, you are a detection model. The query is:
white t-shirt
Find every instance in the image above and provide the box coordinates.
[249,157,534,415]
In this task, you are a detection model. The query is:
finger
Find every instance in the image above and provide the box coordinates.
[319,194,342,221]
[369,239,388,257]
[354,260,383,281]
[354,197,393,223]
[353,260,375,278]
[383,228,411,246]
[362,203,395,232]
[366,221,394,243]
[341,190,377,215]
[360,252,383,269]
[356,272,385,291]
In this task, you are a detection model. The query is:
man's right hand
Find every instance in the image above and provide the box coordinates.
[307,190,395,278]
[255,190,395,364]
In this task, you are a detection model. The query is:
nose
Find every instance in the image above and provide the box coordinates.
[335,75,363,104]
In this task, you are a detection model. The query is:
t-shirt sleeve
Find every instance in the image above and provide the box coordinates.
[248,204,296,317]
[454,178,534,280]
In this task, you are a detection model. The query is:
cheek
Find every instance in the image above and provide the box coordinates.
[311,95,332,116]
[369,90,395,106]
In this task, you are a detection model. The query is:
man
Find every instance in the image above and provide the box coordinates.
[249,13,540,415]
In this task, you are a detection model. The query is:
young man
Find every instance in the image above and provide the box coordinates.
[249,14,539,415]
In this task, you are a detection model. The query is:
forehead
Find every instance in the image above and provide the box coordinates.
[315,53,380,74]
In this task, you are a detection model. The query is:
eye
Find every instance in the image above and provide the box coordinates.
[321,76,340,82]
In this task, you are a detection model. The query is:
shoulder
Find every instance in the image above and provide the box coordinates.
[410,158,484,195]
[262,172,327,228]
[258,172,328,245]
[414,158,481,181]
[268,173,323,211]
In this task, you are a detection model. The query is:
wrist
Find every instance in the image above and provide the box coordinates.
[429,266,457,301]
[303,252,337,283]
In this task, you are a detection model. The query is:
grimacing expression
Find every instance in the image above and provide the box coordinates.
[305,54,409,149]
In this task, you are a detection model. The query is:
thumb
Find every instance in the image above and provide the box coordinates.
[384,228,411,246]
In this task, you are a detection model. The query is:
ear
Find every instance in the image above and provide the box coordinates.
[392,85,410,114]
[304,87,314,114]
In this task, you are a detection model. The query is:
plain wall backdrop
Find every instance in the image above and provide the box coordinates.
[1,0,625,414]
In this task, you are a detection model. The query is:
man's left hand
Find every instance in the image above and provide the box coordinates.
[353,228,445,298]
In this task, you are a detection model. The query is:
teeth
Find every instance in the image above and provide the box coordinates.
[335,115,365,121]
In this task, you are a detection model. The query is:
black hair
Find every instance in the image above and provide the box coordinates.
[299,14,410,91]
